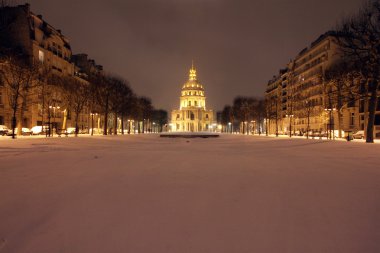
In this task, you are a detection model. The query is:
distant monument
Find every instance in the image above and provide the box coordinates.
[171,64,214,132]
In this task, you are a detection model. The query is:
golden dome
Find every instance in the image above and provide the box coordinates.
[181,64,205,92]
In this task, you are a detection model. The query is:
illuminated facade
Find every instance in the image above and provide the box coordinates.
[171,65,213,132]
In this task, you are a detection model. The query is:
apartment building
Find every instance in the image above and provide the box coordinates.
[266,31,368,137]
[265,68,288,134]
[0,4,103,133]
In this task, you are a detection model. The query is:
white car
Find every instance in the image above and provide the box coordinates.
[0,125,9,136]
[31,126,49,135]
[66,127,76,134]
[7,127,32,136]
[352,130,365,139]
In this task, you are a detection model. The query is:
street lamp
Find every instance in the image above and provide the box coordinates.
[228,122,232,134]
[286,114,294,137]
[324,108,336,140]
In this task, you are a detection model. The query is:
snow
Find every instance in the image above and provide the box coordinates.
[0,134,379,253]
[160,132,220,138]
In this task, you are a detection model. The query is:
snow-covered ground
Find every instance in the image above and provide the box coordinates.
[0,134,379,253]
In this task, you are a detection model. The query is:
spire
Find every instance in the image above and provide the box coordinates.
[189,61,197,81]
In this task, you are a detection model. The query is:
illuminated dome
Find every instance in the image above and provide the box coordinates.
[171,63,214,132]
[181,65,205,97]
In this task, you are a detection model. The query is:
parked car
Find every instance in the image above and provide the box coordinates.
[0,125,9,136]
[352,130,365,139]
[66,127,76,134]
[7,127,32,136]
[31,126,49,135]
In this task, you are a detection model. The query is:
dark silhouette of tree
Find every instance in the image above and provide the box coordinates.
[137,97,153,133]
[151,109,168,132]
[335,0,380,143]
[232,96,257,134]
[324,60,362,138]
[108,76,134,135]
[60,76,90,137]
[220,105,234,133]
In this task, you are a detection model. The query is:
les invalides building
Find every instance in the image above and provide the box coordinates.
[171,65,214,132]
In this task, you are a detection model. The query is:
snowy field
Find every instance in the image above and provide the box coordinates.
[0,134,379,253]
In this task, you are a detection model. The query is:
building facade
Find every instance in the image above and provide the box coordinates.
[0,4,103,133]
[265,31,378,138]
[171,65,213,132]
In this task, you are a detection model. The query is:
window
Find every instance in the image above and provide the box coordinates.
[0,92,3,104]
[0,116,3,125]
[350,113,355,126]
[188,101,191,106]
[38,50,44,62]
[195,101,198,106]
[190,113,195,120]
[375,115,380,126]
[206,114,209,119]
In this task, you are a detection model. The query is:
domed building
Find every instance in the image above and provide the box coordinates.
[171,64,214,132]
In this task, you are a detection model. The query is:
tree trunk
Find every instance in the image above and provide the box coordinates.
[114,113,118,135]
[17,107,23,136]
[121,114,124,135]
[366,80,379,143]
[11,94,19,139]
[337,109,343,138]
[97,117,101,134]
[363,83,369,140]
[103,97,109,135]
[75,112,80,137]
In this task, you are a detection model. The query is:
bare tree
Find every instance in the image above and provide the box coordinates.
[335,0,380,143]
[137,97,153,133]
[60,76,90,137]
[232,97,257,134]
[220,105,234,133]
[324,60,362,138]
[0,56,37,138]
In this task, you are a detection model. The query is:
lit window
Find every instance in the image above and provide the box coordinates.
[38,50,44,62]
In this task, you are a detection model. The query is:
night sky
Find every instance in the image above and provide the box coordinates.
[29,0,362,112]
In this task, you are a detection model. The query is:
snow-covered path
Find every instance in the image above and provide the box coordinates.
[0,135,379,253]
